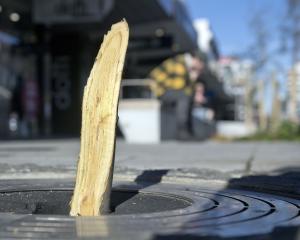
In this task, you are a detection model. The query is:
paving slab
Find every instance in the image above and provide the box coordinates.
[116,140,257,172]
[0,139,298,179]
[252,141,300,172]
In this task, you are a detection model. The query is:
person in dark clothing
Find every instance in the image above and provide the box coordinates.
[11,75,23,120]
[149,52,204,140]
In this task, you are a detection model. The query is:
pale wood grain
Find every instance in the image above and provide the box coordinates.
[70,20,129,216]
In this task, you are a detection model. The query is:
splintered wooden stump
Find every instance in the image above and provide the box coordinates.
[70,20,129,216]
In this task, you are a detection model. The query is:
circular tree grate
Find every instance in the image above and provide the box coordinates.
[0,179,298,239]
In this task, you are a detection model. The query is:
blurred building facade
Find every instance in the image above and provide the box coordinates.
[213,57,258,138]
[193,18,219,61]
[0,0,239,140]
[217,57,255,121]
[0,0,200,138]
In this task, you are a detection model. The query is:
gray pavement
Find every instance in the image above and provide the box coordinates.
[0,139,299,179]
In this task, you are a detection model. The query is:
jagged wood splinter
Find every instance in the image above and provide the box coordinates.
[70,20,129,216]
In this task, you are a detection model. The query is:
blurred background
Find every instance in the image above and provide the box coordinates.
[0,4,300,238]
[0,0,300,143]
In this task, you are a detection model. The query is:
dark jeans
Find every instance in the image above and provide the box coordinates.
[160,90,192,134]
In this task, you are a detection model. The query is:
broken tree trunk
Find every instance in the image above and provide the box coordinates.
[70,20,129,216]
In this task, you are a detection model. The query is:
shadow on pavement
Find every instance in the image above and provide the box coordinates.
[134,169,169,187]
[228,168,300,199]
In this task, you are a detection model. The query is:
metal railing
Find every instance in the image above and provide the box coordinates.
[120,79,156,99]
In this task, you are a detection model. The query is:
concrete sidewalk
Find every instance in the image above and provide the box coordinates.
[0,139,299,179]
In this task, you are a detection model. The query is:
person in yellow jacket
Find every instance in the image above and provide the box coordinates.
[149,52,204,140]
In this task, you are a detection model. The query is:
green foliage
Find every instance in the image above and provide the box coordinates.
[239,121,300,141]
[275,121,300,139]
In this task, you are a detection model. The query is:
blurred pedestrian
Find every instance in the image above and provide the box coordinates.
[149,51,204,140]
[9,74,23,137]
[193,81,215,122]
[21,70,39,137]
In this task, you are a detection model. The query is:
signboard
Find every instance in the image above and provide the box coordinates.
[33,0,114,24]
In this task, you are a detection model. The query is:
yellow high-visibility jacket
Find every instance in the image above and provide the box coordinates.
[149,54,194,97]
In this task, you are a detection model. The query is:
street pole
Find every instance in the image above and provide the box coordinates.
[270,73,281,132]
[258,80,267,131]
